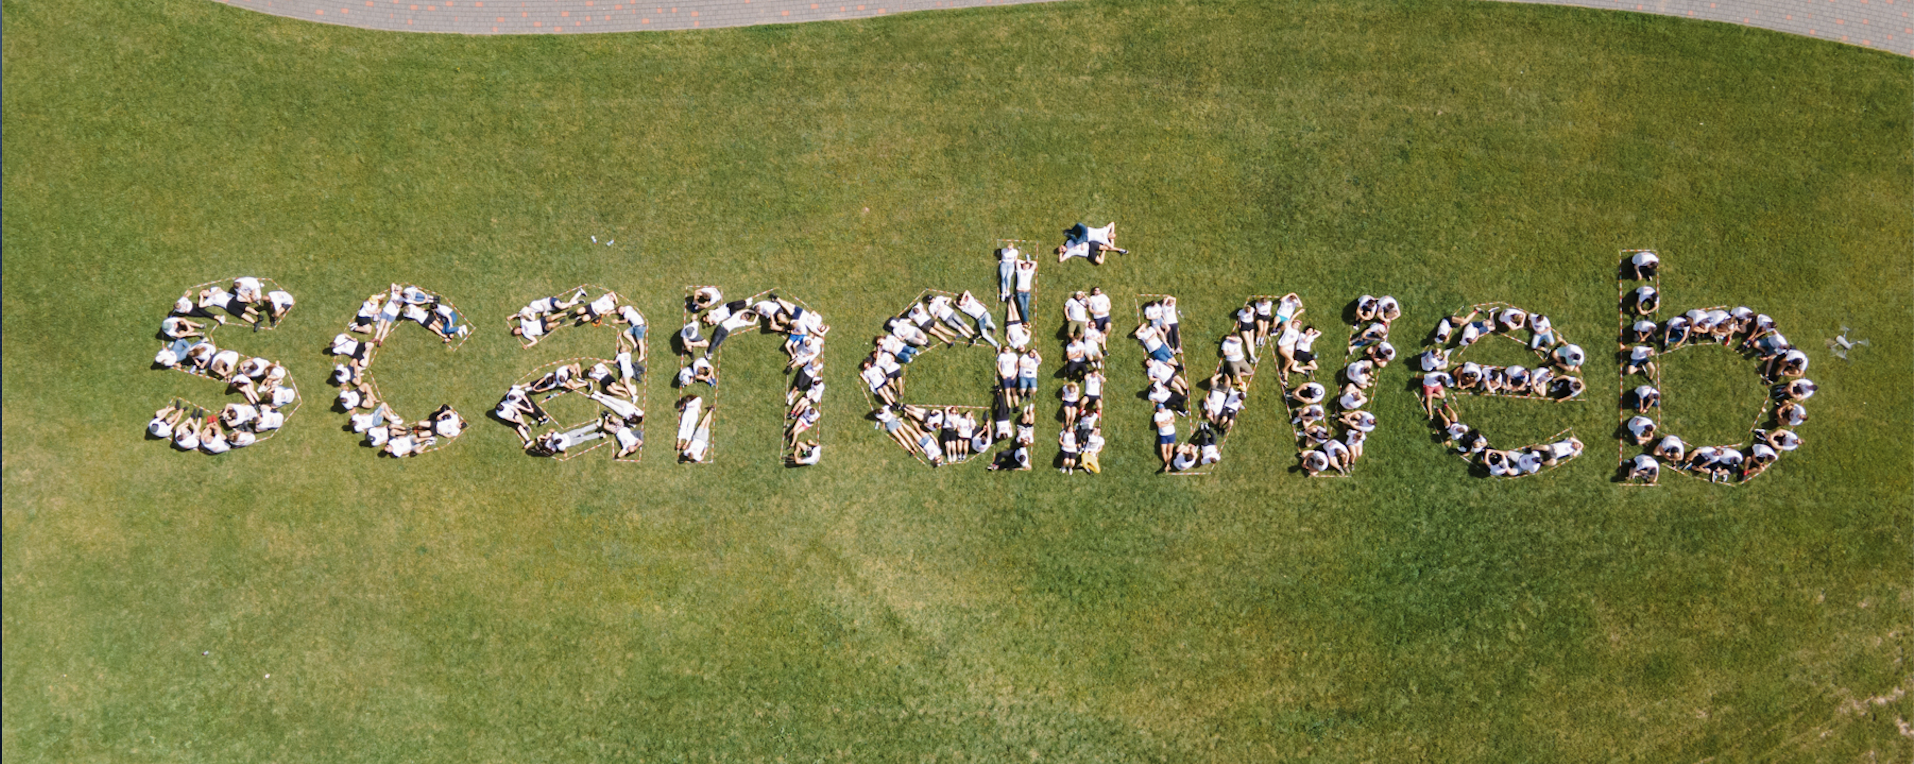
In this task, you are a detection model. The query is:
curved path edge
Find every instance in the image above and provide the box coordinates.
[216,0,1910,57]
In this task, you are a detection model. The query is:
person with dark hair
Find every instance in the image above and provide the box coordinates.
[1055,222,1126,265]
[1627,453,1661,482]
[1631,285,1660,314]
[1623,251,1660,280]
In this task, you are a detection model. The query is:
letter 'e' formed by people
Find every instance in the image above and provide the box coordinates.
[1417,299,1586,479]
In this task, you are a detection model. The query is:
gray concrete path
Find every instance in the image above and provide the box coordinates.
[1489,0,1910,56]
[217,0,1910,57]
[215,0,1064,35]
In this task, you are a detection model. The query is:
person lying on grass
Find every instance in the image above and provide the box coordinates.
[1540,437,1583,466]
[1626,415,1657,446]
[1782,378,1818,402]
[495,386,547,442]
[1154,404,1177,469]
[789,398,821,440]
[1753,428,1802,453]
[1418,372,1450,418]
[526,363,587,395]
[1276,321,1322,380]
[1056,222,1126,265]
[987,444,1031,471]
[702,303,757,358]
[680,405,716,463]
[1300,449,1331,477]
[1627,454,1660,483]
[791,440,822,466]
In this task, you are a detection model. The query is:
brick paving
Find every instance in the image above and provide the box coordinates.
[1487,0,1912,57]
[217,0,1910,57]
[214,0,1065,35]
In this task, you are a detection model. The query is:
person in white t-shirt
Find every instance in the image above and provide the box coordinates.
[674,396,705,452]
[1627,454,1660,483]
[193,422,229,454]
[1080,427,1105,474]
[1541,437,1582,466]
[1653,435,1686,463]
[148,404,186,440]
[1016,349,1042,400]
[1012,260,1037,324]
[1153,404,1177,468]
[1086,287,1113,335]
[1300,449,1330,477]
[1054,222,1125,265]
[996,246,1021,302]
[1626,415,1656,446]
[791,441,822,466]
[956,291,999,348]
[1063,292,1090,338]
[1220,335,1251,386]
[681,406,715,463]
[705,307,757,358]
[995,348,1020,401]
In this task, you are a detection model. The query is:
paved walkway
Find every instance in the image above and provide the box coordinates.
[217,0,1910,56]
[1491,0,1910,56]
[215,0,1065,34]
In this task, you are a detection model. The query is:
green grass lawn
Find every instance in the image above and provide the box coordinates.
[4,0,1911,759]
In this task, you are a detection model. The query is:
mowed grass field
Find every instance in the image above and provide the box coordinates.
[4,0,1911,759]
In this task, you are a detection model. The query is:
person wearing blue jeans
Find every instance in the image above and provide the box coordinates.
[997,246,1020,302]
[1012,260,1036,324]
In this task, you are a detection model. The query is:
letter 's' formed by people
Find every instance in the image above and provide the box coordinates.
[147,277,301,455]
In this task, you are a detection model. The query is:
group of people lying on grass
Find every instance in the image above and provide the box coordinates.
[326,284,467,457]
[1294,295,1396,477]
[147,398,289,454]
[863,290,1002,409]
[161,276,297,334]
[344,283,471,346]
[1433,416,1586,478]
[860,269,1067,469]
[494,358,646,459]
[151,277,300,454]
[1618,251,1813,484]
[509,286,644,348]
[1415,305,1588,420]
[1410,302,1587,477]
[491,288,652,460]
[1624,427,1800,484]
[678,288,827,464]
[871,402,1048,471]
[1134,296,1195,470]
[1052,289,1115,474]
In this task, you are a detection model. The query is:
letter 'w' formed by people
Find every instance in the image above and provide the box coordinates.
[1139,292,1388,477]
